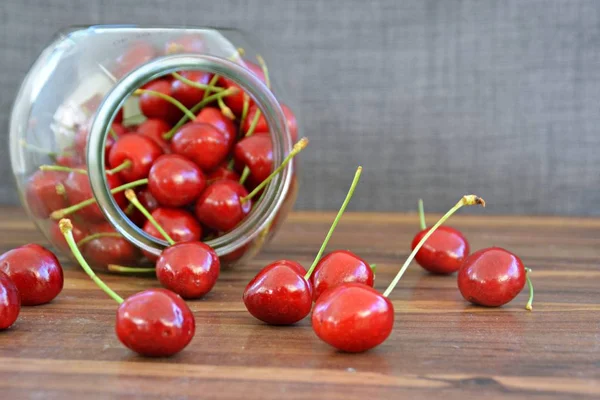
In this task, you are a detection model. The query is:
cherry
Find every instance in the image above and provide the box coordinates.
[206,164,240,184]
[60,219,195,357]
[194,180,251,233]
[138,80,182,123]
[0,244,63,306]
[156,241,220,299]
[56,147,83,168]
[243,104,298,142]
[243,165,359,325]
[411,199,470,274]
[25,170,68,219]
[171,71,213,108]
[195,107,237,149]
[171,123,229,171]
[148,154,206,207]
[458,247,534,310]
[309,250,374,301]
[126,187,159,226]
[220,61,266,115]
[114,41,157,79]
[136,119,172,153]
[108,133,163,183]
[0,271,20,330]
[234,135,272,186]
[80,223,141,269]
[311,195,486,352]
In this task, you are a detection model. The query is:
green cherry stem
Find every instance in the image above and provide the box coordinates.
[40,165,87,174]
[217,96,235,120]
[50,178,148,220]
[370,264,377,274]
[239,167,251,185]
[239,94,250,137]
[418,198,426,230]
[304,166,362,279]
[109,127,119,140]
[382,195,486,298]
[171,72,225,92]
[525,268,534,311]
[124,189,175,245]
[108,264,156,274]
[203,74,221,100]
[59,219,124,304]
[19,139,64,160]
[55,183,66,197]
[77,232,123,247]
[107,160,132,175]
[134,89,196,120]
[240,138,309,204]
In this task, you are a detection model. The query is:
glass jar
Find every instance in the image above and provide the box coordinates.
[10,25,299,270]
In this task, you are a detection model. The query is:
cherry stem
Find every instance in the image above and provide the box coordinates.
[109,127,119,140]
[50,178,148,220]
[108,264,156,274]
[240,138,309,204]
[40,165,87,174]
[123,202,135,215]
[76,232,123,247]
[217,96,235,120]
[418,199,426,230]
[107,160,132,175]
[382,195,486,297]
[304,166,363,279]
[239,94,250,137]
[162,88,238,140]
[227,158,236,171]
[245,109,261,137]
[525,268,534,311]
[239,166,251,185]
[203,74,221,100]
[171,72,225,92]
[134,89,196,120]
[55,183,66,197]
[19,139,62,159]
[370,264,377,274]
[256,55,271,89]
[124,189,175,246]
[59,219,124,304]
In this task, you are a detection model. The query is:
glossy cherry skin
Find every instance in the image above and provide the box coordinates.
[64,170,127,222]
[243,104,298,142]
[195,107,236,149]
[458,247,526,307]
[116,288,195,357]
[142,208,203,261]
[81,223,141,269]
[411,226,470,274]
[148,154,206,207]
[243,260,312,325]
[0,244,63,306]
[108,133,163,183]
[114,41,156,78]
[25,170,68,219]
[138,80,182,124]
[0,271,20,330]
[310,250,374,301]
[195,180,251,232]
[206,164,240,184]
[156,242,220,299]
[171,70,213,108]
[234,135,273,186]
[312,283,394,353]
[171,123,229,171]
[136,119,172,153]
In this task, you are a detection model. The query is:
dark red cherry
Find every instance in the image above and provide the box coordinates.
[116,288,195,357]
[138,80,181,123]
[81,223,141,269]
[156,242,220,299]
[114,41,157,78]
[108,133,163,182]
[234,135,273,186]
[206,164,240,184]
[0,244,63,306]
[136,119,172,153]
[312,283,394,353]
[458,247,526,307]
[310,250,374,301]
[142,208,202,261]
[148,154,206,207]
[25,170,68,219]
[0,271,20,330]
[243,260,312,325]
[171,123,229,171]
[171,70,213,108]
[194,180,251,232]
[412,226,470,274]
[194,107,236,149]
[243,104,298,141]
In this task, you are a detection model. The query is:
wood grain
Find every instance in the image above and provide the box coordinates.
[0,208,598,399]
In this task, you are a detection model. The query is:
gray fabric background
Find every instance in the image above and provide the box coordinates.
[1,0,599,215]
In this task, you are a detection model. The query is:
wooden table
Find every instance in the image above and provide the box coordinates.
[0,208,598,399]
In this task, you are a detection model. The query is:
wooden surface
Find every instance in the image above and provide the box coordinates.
[0,208,598,399]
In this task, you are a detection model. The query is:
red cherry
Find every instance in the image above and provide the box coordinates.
[0,244,63,306]
[243,260,312,325]
[194,180,251,232]
[114,42,157,78]
[411,226,470,274]
[234,135,273,186]
[156,242,220,299]
[0,271,20,330]
[148,154,206,207]
[194,107,236,149]
[116,288,195,357]
[171,70,213,108]
[243,104,298,141]
[312,283,394,352]
[219,61,266,115]
[136,119,172,153]
[310,250,374,301]
[142,208,202,261]
[126,187,160,227]
[457,247,527,307]
[206,164,240,183]
[56,147,82,168]
[64,170,127,222]
[25,170,68,219]
[81,223,141,269]
[49,219,88,254]
[138,80,181,123]
[171,123,229,171]
[108,133,163,182]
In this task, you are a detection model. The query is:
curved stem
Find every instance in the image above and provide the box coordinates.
[40,165,87,174]
[382,195,485,297]
[107,160,132,175]
[171,72,224,92]
[239,166,251,185]
[239,94,250,137]
[525,268,534,311]
[203,74,221,100]
[245,109,261,137]
[418,199,426,230]
[217,96,235,120]
[59,219,124,304]
[134,89,196,120]
[50,178,148,220]
[108,264,156,274]
[241,138,308,204]
[304,166,362,279]
[77,232,123,247]
[124,189,175,245]
[20,139,60,160]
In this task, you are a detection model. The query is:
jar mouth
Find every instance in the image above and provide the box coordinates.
[87,54,292,257]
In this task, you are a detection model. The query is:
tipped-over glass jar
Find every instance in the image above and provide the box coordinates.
[10,25,299,271]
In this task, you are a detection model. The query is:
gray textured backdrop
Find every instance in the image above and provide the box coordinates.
[1,0,599,215]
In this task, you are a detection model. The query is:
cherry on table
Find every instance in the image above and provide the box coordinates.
[25,170,68,219]
[148,154,206,207]
[170,123,229,172]
[195,107,237,149]
[309,250,374,301]
[108,133,163,183]
[0,271,20,330]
